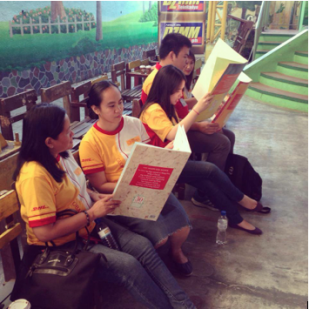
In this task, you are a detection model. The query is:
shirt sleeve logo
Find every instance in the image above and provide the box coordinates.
[32,205,49,211]
[126,136,141,146]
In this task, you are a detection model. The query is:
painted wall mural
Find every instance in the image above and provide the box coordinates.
[0,1,158,97]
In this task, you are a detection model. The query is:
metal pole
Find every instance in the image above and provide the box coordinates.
[221,1,228,40]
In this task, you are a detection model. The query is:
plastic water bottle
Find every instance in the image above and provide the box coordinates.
[216,211,228,245]
[95,218,120,250]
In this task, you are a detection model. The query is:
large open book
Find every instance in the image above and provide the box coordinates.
[192,39,248,122]
[212,73,252,127]
[111,126,191,221]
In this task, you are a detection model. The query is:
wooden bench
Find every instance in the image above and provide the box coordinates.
[142,49,159,65]
[41,81,73,121]
[0,190,22,282]
[111,62,140,115]
[71,75,109,121]
[0,90,37,141]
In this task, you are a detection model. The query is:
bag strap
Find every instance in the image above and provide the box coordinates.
[44,209,91,253]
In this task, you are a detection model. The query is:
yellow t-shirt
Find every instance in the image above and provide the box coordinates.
[16,160,95,246]
[140,103,177,147]
[79,116,150,182]
[141,65,159,104]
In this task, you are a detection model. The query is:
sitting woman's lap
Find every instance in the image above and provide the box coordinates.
[108,193,191,246]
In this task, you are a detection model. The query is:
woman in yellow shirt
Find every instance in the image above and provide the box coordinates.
[80,81,195,276]
[139,65,270,235]
[13,103,195,309]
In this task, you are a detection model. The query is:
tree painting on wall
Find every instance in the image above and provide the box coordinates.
[1,1,158,72]
[96,1,102,41]
[51,1,66,21]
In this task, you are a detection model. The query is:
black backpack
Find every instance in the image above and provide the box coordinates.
[224,153,262,201]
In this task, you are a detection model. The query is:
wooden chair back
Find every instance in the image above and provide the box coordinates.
[128,59,141,71]
[71,75,109,121]
[91,75,108,85]
[126,60,143,89]
[141,59,150,66]
[111,62,126,91]
[227,15,254,54]
[71,81,92,121]
[132,99,143,118]
[142,49,157,60]
[0,190,22,280]
[41,81,72,120]
[0,89,37,140]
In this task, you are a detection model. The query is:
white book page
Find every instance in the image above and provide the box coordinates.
[173,125,191,153]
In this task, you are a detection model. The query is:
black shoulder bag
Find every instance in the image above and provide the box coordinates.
[11,209,104,309]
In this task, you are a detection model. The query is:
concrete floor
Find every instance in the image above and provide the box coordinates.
[1,96,307,308]
[97,97,308,309]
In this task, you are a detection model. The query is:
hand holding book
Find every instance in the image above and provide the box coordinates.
[197,121,220,134]
[192,92,214,114]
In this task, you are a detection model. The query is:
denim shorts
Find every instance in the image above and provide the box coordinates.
[108,193,192,246]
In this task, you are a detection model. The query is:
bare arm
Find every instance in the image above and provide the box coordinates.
[165,93,213,141]
[86,171,117,194]
[87,189,113,203]
[32,196,120,242]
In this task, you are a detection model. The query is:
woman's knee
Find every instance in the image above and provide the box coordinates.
[154,237,168,249]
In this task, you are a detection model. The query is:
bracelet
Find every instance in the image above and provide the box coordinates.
[83,210,90,227]
[192,108,200,115]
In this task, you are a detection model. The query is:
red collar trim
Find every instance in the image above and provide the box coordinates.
[56,154,61,162]
[94,117,124,135]
[156,63,162,70]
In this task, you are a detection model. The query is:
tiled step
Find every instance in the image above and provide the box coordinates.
[295,51,308,56]
[257,41,282,51]
[277,61,308,79]
[259,72,308,95]
[259,32,294,43]
[260,72,308,95]
[247,82,308,111]
[249,82,307,103]
[255,49,269,57]
[294,51,308,65]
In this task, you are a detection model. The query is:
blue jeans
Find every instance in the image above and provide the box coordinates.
[88,218,195,309]
[187,128,235,171]
[178,160,244,224]
[110,193,191,246]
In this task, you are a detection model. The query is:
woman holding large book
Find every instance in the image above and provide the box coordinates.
[139,65,270,235]
[79,81,206,277]
[13,103,195,309]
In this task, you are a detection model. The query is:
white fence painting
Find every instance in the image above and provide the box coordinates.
[9,15,93,37]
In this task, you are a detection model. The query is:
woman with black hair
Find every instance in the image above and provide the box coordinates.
[13,103,196,309]
[181,50,236,175]
[139,65,270,235]
[79,80,196,276]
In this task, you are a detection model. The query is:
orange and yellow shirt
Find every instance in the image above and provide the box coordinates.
[79,116,150,182]
[140,103,177,148]
[141,63,189,119]
[16,160,95,246]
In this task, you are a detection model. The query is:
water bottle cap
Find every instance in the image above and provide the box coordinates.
[221,210,226,216]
